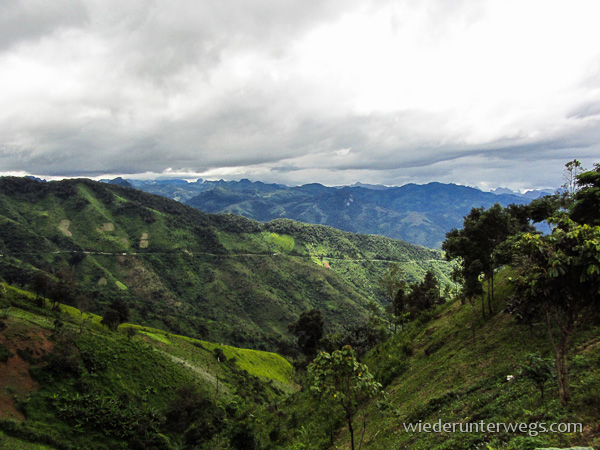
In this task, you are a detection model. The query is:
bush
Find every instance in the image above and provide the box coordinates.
[0,343,13,362]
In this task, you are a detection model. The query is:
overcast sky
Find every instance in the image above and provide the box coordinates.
[1,0,599,190]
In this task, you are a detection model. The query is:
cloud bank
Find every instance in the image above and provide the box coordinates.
[1,0,599,189]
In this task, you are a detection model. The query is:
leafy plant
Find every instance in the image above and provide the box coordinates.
[308,345,386,450]
[518,352,554,404]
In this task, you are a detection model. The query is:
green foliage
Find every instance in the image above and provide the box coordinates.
[0,342,13,362]
[0,282,297,450]
[443,203,529,316]
[101,298,130,331]
[405,269,444,316]
[519,352,554,403]
[571,162,600,225]
[51,391,164,440]
[164,384,226,446]
[379,263,407,333]
[0,176,451,351]
[510,216,600,405]
[308,346,385,450]
[288,308,324,358]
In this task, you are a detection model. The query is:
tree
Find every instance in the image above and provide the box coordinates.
[75,295,93,334]
[562,159,585,197]
[321,321,383,356]
[443,204,525,316]
[519,352,554,404]
[48,265,77,311]
[528,194,562,224]
[308,346,385,450]
[288,309,324,358]
[571,162,600,225]
[510,216,600,405]
[405,270,443,316]
[386,287,409,332]
[101,298,130,331]
[379,263,406,333]
[32,271,50,302]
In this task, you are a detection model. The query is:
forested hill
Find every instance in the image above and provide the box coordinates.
[125,179,529,248]
[0,176,451,351]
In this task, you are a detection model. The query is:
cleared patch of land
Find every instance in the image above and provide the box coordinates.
[57,219,72,237]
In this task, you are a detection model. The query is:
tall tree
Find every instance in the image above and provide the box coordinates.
[510,216,600,405]
[31,271,50,302]
[378,263,406,333]
[443,204,525,316]
[571,162,600,225]
[288,309,324,358]
[405,269,443,315]
[562,159,585,197]
[101,298,130,331]
[48,265,77,310]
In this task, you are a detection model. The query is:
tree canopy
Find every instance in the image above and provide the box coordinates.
[288,308,324,358]
[308,345,384,450]
[510,216,600,405]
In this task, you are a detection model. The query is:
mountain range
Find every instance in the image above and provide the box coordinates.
[0,177,451,350]
[106,178,552,248]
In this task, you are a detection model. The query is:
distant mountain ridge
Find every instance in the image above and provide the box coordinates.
[490,186,556,199]
[100,178,554,248]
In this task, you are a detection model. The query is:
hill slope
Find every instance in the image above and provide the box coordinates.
[0,177,451,350]
[267,270,600,449]
[0,282,295,450]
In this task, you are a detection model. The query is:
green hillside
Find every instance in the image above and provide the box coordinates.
[259,270,600,450]
[0,177,451,350]
[0,250,598,450]
[0,282,295,450]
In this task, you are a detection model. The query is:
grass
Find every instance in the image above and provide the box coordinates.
[357,270,600,450]
[0,431,57,449]
[121,323,295,388]
[263,269,599,450]
[0,281,298,449]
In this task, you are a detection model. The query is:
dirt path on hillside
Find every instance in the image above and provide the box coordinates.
[163,353,229,395]
[11,248,450,265]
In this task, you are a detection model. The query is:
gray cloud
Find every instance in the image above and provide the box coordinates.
[1,0,599,189]
[0,0,88,49]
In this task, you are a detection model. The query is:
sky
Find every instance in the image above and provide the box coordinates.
[1,0,599,191]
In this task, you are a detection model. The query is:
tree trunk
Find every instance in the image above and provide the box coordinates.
[358,408,369,450]
[545,310,572,406]
[481,293,486,319]
[557,332,571,405]
[487,273,493,316]
[347,412,355,450]
[469,299,477,346]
